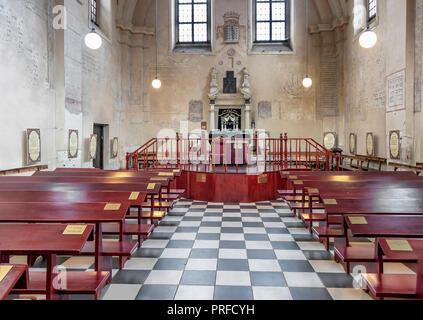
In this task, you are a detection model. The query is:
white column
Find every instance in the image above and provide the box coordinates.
[210,103,216,131]
[244,103,251,130]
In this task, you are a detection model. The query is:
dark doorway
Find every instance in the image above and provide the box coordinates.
[93,124,105,169]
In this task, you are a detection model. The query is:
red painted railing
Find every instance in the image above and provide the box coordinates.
[126,133,340,172]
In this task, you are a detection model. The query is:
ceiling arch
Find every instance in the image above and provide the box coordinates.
[116,0,349,31]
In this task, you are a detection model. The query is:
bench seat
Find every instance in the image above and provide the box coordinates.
[363,274,421,299]
[312,226,345,238]
[102,223,154,236]
[11,270,110,300]
[0,264,28,300]
[80,241,138,257]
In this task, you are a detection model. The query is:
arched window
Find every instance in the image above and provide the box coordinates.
[254,0,290,43]
[90,0,98,25]
[176,0,210,44]
[368,0,377,22]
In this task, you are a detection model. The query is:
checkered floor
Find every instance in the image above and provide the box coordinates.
[11,199,416,300]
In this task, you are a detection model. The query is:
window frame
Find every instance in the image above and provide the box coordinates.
[90,0,99,26]
[253,0,290,44]
[175,0,211,46]
[367,0,377,23]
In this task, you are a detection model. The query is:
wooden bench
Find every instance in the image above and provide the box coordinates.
[344,215,423,299]
[389,162,423,176]
[0,223,110,300]
[0,165,48,176]
[0,264,28,300]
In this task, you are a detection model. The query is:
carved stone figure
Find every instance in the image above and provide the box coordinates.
[241,67,251,99]
[208,67,220,99]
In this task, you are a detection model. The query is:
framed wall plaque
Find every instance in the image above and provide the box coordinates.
[386,69,406,113]
[323,132,337,150]
[68,130,79,159]
[366,133,375,156]
[112,137,118,158]
[389,130,401,160]
[26,129,41,165]
[89,134,98,160]
[349,133,357,155]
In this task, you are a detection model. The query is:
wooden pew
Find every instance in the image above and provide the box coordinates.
[0,190,145,265]
[0,176,174,211]
[389,162,423,176]
[0,223,109,300]
[0,264,28,300]
[344,215,423,299]
[0,202,129,273]
[0,182,160,246]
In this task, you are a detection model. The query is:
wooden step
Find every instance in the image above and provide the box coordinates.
[328,215,343,225]
[154,194,180,200]
[126,211,165,220]
[142,201,173,209]
[80,241,138,257]
[300,213,326,222]
[363,274,420,299]
[102,223,154,236]
[334,245,376,262]
[312,226,344,238]
[168,189,185,195]
[0,264,28,300]
[11,270,110,299]
[277,190,296,196]
[284,196,310,202]
[289,202,325,210]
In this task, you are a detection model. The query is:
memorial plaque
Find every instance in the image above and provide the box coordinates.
[159,172,174,176]
[129,192,140,200]
[27,129,41,165]
[323,132,337,150]
[323,199,338,205]
[104,203,121,211]
[112,137,118,158]
[387,69,406,112]
[349,133,356,155]
[258,174,268,184]
[366,133,375,156]
[389,130,401,160]
[89,134,97,160]
[68,130,78,159]
[0,265,13,282]
[223,71,237,94]
[196,173,206,183]
[150,177,167,181]
[349,217,368,225]
[293,181,303,185]
[63,225,87,235]
[386,239,413,252]
[147,183,156,190]
[308,188,319,194]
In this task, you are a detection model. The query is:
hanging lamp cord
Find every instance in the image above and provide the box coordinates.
[155,0,159,79]
[305,0,309,77]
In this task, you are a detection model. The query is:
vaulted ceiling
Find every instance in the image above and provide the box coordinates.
[116,0,349,31]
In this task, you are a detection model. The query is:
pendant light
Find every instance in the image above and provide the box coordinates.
[152,0,161,89]
[85,27,102,50]
[359,26,377,49]
[302,0,312,88]
[84,2,102,50]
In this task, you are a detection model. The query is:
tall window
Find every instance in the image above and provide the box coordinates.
[90,0,98,25]
[368,0,377,21]
[254,0,289,43]
[176,0,210,44]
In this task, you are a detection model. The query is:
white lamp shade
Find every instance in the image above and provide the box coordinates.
[152,78,162,89]
[359,30,377,49]
[302,77,313,88]
[84,31,102,50]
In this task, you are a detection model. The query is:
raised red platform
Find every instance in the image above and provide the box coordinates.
[170,165,309,203]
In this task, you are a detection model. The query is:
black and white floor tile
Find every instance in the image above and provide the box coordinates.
[11,199,416,300]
